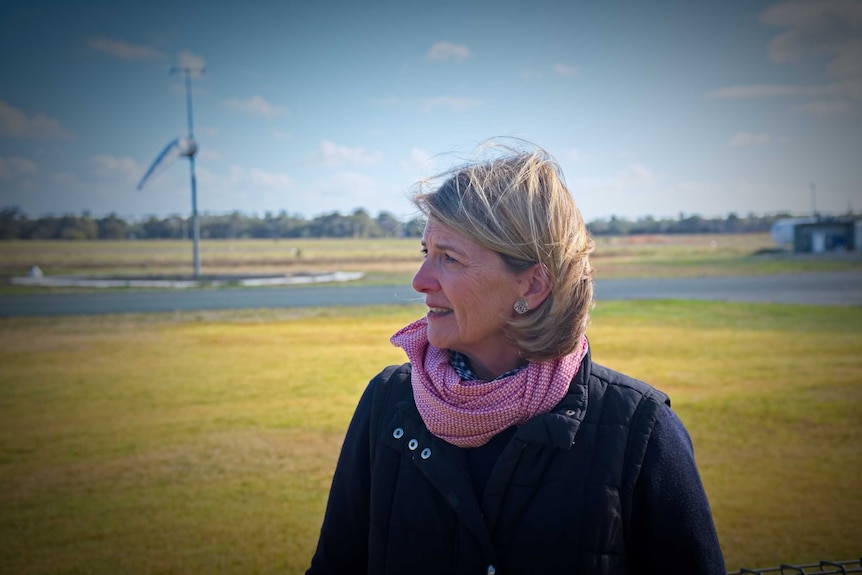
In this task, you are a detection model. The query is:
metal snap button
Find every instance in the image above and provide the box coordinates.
[420,447,431,460]
[392,427,404,439]
[565,409,576,416]
[408,439,419,450]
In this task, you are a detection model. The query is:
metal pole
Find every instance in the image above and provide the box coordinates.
[183,70,200,278]
[171,66,204,278]
[810,182,817,219]
[189,154,200,277]
[184,71,194,139]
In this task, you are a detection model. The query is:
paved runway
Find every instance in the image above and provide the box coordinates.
[593,271,862,306]
[1,271,860,317]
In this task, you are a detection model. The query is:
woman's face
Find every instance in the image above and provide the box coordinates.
[412,219,532,379]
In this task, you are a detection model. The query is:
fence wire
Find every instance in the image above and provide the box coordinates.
[728,559,862,575]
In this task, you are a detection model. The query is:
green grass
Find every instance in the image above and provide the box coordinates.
[0,302,860,573]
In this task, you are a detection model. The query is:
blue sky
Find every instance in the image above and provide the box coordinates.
[1,0,860,223]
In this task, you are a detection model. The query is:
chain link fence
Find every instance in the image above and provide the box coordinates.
[728,559,862,575]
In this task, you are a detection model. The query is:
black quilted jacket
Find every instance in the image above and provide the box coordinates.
[307,349,725,574]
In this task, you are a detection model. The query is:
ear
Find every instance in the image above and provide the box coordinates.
[520,263,552,310]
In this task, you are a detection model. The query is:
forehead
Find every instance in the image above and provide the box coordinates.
[422,219,507,267]
[422,219,474,248]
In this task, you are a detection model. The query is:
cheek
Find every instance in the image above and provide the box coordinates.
[456,286,512,328]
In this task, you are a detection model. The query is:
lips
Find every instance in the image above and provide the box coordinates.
[426,304,452,315]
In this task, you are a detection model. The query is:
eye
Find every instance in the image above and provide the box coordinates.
[443,253,458,264]
[420,247,428,258]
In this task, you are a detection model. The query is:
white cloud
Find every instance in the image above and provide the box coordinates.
[195,164,391,218]
[565,148,586,163]
[760,0,862,68]
[427,41,472,61]
[706,83,840,99]
[573,162,659,193]
[792,99,854,115]
[0,154,198,218]
[672,179,809,217]
[827,40,862,79]
[200,164,293,191]
[522,64,580,80]
[0,100,73,140]
[190,164,296,215]
[224,95,287,118]
[569,163,665,220]
[554,63,579,77]
[706,82,855,117]
[307,140,383,167]
[89,155,140,182]
[399,148,434,174]
[47,171,82,188]
[248,168,294,189]
[708,1,862,115]
[88,38,164,60]
[375,95,480,113]
[421,96,480,112]
[0,156,38,181]
[305,171,399,216]
[176,51,206,75]
[619,163,658,188]
[196,148,223,161]
[370,96,403,107]
[318,171,378,194]
[728,131,771,148]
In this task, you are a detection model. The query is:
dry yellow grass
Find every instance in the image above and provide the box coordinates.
[2,235,860,289]
[0,301,859,573]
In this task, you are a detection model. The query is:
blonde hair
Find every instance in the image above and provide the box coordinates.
[412,142,594,361]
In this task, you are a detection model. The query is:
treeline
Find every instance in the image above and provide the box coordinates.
[586,212,794,235]
[0,206,815,240]
[0,207,425,240]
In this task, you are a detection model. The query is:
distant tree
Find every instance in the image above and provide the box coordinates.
[26,216,55,239]
[55,214,97,240]
[725,212,740,233]
[97,214,128,239]
[376,211,403,237]
[0,207,27,239]
[348,208,385,238]
[273,212,306,238]
[0,208,813,241]
[402,217,425,237]
[137,215,186,239]
[201,211,252,239]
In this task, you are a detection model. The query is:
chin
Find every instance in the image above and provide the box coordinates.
[425,327,451,351]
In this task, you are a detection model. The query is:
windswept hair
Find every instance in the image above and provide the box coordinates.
[412,141,594,362]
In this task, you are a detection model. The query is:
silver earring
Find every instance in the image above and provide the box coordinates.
[513,297,529,314]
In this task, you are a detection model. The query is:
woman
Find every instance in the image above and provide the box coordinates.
[307,143,725,574]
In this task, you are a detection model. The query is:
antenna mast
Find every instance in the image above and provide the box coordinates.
[170,66,205,277]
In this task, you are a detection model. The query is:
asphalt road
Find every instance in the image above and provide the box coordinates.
[1,272,860,317]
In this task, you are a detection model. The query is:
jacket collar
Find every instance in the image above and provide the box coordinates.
[512,347,591,450]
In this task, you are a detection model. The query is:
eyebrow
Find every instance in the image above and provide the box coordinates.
[421,239,468,258]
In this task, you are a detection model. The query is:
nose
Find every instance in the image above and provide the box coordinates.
[412,258,437,294]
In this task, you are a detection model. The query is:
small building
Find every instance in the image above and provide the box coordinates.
[770,217,816,249]
[793,219,857,253]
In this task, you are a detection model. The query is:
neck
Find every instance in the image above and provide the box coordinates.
[463,351,526,381]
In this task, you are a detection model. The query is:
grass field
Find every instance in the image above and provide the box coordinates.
[2,234,861,293]
[0,301,859,574]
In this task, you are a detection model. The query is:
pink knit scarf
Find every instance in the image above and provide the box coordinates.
[390,317,588,448]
